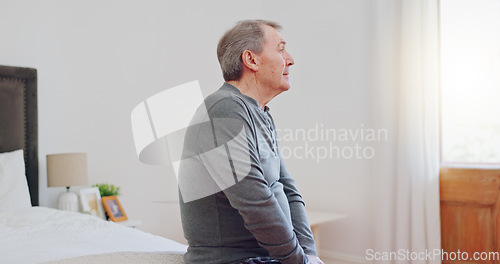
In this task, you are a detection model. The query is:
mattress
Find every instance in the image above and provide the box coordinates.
[0,207,186,264]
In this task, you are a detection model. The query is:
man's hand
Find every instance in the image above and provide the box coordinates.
[307,255,325,264]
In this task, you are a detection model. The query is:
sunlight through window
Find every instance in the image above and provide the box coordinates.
[440,0,500,164]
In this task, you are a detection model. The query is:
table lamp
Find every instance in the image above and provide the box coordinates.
[47,153,88,211]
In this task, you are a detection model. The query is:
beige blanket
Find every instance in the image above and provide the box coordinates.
[44,251,185,264]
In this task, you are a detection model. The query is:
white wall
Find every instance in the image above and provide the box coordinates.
[0,0,375,261]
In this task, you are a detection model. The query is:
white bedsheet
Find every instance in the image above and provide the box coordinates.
[0,207,187,264]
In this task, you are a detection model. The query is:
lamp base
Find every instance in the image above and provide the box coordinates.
[58,189,79,211]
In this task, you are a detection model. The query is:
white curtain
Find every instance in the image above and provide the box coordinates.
[370,0,441,263]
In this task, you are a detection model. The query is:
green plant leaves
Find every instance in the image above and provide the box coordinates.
[92,183,120,197]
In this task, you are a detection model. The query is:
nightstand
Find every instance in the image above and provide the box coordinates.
[115,219,142,228]
[306,210,347,251]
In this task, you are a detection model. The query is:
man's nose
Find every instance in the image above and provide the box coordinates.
[284,50,295,66]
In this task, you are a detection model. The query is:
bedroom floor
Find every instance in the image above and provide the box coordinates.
[319,256,354,264]
[319,256,337,264]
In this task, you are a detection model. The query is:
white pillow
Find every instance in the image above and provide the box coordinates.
[0,149,32,212]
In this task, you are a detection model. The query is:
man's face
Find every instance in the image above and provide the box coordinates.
[256,25,295,94]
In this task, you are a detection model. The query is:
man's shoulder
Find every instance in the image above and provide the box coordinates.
[204,87,250,115]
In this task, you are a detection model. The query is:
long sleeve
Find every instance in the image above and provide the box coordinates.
[197,97,308,264]
[269,113,317,256]
[179,83,313,264]
[278,153,318,256]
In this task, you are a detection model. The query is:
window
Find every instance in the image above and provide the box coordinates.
[440,0,500,164]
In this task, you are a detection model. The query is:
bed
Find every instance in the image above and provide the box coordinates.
[0,65,187,263]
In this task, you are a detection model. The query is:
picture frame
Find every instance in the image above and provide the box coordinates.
[101,195,128,222]
[79,187,105,219]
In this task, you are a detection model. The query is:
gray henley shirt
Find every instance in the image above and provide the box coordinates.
[178,83,317,264]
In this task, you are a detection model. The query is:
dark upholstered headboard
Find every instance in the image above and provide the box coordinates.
[0,65,38,206]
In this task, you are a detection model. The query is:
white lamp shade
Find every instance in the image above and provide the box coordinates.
[47,153,88,187]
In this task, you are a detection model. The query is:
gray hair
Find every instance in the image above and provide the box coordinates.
[217,20,282,81]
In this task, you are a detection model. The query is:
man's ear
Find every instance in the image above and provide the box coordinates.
[241,50,259,72]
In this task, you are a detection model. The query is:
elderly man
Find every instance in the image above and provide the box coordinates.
[178,20,324,264]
